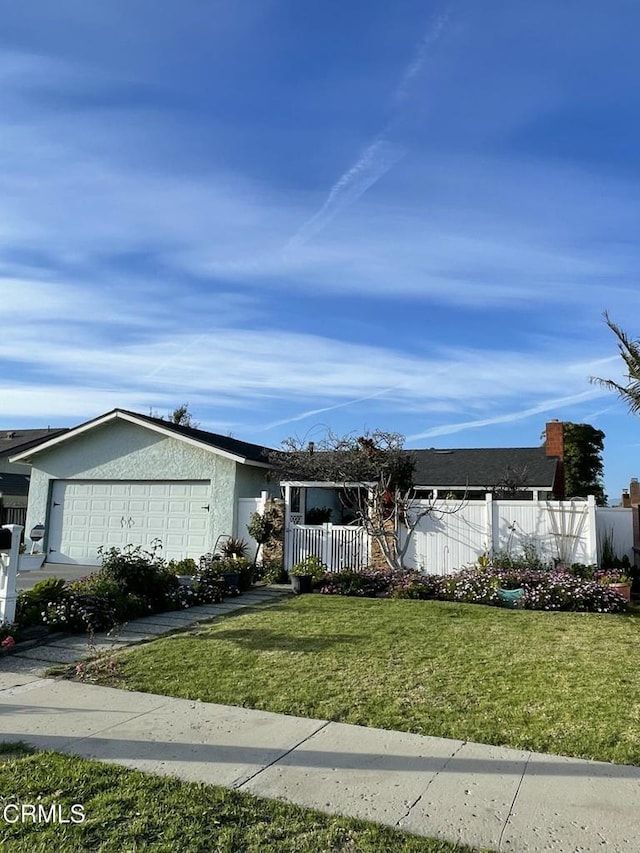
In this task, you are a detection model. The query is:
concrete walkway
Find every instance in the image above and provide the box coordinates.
[1,589,639,852]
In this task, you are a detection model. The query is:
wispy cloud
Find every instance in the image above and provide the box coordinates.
[285,137,405,250]
[257,385,404,431]
[395,10,450,105]
[285,9,449,250]
[406,390,605,442]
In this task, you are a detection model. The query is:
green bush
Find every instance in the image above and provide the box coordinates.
[290,554,326,582]
[260,560,288,584]
[16,578,67,628]
[68,573,140,621]
[42,590,117,633]
[318,568,394,597]
[98,541,180,613]
[166,558,198,575]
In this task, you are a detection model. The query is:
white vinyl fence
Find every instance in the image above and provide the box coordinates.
[237,492,268,563]
[285,523,370,571]
[285,496,634,574]
[595,506,634,564]
[405,495,628,574]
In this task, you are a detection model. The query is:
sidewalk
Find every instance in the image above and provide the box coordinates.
[2,589,639,853]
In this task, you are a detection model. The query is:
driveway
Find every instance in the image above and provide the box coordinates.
[17,563,98,590]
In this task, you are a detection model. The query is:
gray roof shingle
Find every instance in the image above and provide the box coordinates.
[411,447,558,489]
[0,428,68,458]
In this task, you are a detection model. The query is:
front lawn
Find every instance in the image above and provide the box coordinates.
[85,596,640,765]
[0,744,476,853]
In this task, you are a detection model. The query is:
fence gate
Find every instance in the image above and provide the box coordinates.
[286,523,369,572]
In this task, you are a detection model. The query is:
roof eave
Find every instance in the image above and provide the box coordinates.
[9,409,253,466]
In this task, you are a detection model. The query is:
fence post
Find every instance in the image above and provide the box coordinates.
[485,493,494,555]
[0,524,23,624]
[322,523,331,568]
[586,494,598,565]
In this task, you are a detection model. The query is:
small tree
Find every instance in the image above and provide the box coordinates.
[246,504,283,565]
[563,423,606,505]
[269,430,464,572]
[169,404,199,428]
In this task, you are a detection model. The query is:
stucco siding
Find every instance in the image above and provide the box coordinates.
[24,419,242,557]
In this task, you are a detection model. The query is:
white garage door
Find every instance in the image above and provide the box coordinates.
[47,480,211,565]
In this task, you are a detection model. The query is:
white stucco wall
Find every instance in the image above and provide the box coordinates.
[24,418,270,556]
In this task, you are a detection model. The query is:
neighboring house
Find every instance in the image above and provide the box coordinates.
[10,409,277,566]
[0,428,68,527]
[288,421,565,526]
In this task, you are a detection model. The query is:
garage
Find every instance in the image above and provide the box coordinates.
[11,408,275,567]
[46,480,211,565]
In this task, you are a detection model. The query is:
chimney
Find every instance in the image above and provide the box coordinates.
[622,489,631,508]
[545,420,565,499]
[545,420,564,459]
[630,478,640,506]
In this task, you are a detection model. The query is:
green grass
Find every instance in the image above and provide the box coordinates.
[87,596,640,765]
[0,745,478,853]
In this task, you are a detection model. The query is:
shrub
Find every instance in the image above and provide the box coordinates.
[166,558,198,575]
[388,571,443,600]
[68,573,139,622]
[318,567,394,597]
[489,541,551,573]
[16,578,67,628]
[98,541,180,613]
[42,590,118,633]
[191,568,226,604]
[438,568,502,606]
[290,555,326,582]
[260,560,288,584]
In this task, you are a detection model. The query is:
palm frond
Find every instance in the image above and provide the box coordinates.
[590,312,640,414]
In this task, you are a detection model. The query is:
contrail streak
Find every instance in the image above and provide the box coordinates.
[406,389,603,441]
[285,8,449,251]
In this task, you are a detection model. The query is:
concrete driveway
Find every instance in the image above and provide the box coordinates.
[17,563,99,590]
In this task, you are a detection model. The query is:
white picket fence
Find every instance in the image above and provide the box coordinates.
[285,523,370,571]
[285,497,634,574]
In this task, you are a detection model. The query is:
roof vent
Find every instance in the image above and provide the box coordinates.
[5,431,15,439]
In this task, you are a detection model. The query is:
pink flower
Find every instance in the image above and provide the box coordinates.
[2,636,15,650]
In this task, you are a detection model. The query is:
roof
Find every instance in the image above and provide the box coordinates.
[411,447,558,489]
[123,410,275,465]
[0,428,69,458]
[0,471,30,497]
[9,409,275,468]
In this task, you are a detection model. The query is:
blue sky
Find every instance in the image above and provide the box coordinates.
[1,1,640,500]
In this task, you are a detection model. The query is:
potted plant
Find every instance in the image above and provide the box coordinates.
[596,570,632,602]
[219,537,249,560]
[289,554,326,595]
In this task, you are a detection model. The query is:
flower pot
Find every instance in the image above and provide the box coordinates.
[608,582,631,602]
[17,553,46,571]
[290,573,313,595]
[497,587,525,609]
[222,571,241,595]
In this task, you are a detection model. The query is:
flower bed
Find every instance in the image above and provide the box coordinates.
[10,543,232,639]
[315,565,628,614]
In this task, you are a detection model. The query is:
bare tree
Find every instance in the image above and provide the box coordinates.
[270,429,465,572]
[490,465,530,499]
